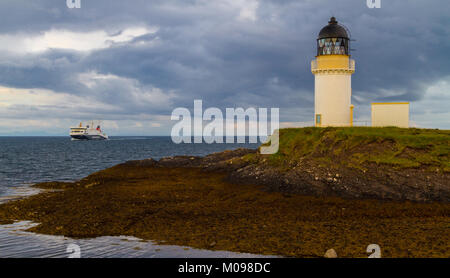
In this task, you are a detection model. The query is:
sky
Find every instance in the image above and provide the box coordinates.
[0,0,449,136]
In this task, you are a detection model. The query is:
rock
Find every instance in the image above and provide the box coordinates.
[124,158,157,167]
[85,183,96,188]
[324,249,338,258]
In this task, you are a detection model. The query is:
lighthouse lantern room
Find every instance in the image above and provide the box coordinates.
[311,17,355,127]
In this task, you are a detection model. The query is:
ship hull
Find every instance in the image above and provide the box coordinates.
[71,134,108,140]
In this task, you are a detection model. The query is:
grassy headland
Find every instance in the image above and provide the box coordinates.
[232,127,449,202]
[262,127,449,171]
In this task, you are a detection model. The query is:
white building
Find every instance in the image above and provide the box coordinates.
[372,102,410,128]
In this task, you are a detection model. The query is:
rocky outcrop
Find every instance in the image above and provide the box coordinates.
[122,147,450,202]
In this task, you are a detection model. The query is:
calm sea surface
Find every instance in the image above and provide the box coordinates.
[0,136,263,258]
[0,136,258,196]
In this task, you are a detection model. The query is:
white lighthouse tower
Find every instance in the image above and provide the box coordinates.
[311,17,355,127]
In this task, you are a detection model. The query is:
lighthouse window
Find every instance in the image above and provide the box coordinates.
[317,38,349,56]
[319,39,325,47]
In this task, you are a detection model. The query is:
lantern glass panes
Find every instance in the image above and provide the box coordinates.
[317,37,349,56]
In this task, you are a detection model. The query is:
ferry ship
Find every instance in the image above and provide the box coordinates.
[70,121,108,140]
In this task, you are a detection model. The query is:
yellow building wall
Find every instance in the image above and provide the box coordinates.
[316,55,350,69]
[371,103,409,128]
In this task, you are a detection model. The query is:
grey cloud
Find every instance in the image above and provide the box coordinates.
[0,0,449,132]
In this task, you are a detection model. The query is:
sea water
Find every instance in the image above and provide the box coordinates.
[0,136,263,258]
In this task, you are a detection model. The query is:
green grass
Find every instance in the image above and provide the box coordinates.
[259,127,450,172]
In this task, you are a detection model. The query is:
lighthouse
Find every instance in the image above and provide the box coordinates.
[311,17,355,127]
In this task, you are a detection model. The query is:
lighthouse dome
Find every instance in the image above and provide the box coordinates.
[316,17,350,56]
[318,17,349,39]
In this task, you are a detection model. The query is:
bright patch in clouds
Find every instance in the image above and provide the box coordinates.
[234,0,259,21]
[0,85,171,135]
[0,86,116,114]
[78,71,122,89]
[78,71,176,108]
[0,26,157,53]
[220,0,259,21]
[411,77,450,129]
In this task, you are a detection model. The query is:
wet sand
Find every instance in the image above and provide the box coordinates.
[0,164,449,258]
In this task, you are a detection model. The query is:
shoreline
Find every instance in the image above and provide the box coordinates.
[0,221,274,258]
[0,148,449,257]
[0,186,44,205]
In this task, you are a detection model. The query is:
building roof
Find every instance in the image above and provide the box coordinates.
[318,17,349,39]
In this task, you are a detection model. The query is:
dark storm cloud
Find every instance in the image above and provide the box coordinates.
[0,0,449,129]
